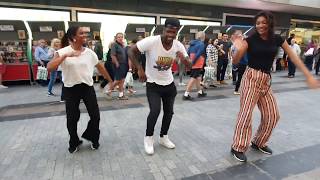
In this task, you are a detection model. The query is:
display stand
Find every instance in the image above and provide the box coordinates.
[124,23,155,42]
[27,21,66,80]
[0,20,31,82]
[179,25,207,42]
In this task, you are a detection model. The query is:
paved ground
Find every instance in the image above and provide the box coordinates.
[0,71,320,180]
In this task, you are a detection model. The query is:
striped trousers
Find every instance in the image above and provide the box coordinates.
[232,68,280,152]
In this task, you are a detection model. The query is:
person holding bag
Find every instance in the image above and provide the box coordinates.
[47,26,113,153]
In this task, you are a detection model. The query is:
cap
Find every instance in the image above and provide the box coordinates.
[165,18,180,28]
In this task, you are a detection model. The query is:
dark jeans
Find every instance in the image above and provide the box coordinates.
[217,59,228,81]
[315,59,320,75]
[232,64,238,82]
[235,64,247,92]
[64,83,100,147]
[100,61,114,88]
[146,82,177,137]
[305,56,314,71]
[288,58,296,76]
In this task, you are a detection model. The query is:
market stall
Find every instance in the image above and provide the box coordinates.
[124,23,155,42]
[0,20,32,82]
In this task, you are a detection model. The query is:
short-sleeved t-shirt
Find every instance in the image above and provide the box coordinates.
[137,35,188,86]
[111,42,128,64]
[57,46,99,87]
[246,34,284,71]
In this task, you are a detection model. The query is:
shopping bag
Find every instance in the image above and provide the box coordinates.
[37,66,48,80]
[204,66,215,81]
[125,71,134,87]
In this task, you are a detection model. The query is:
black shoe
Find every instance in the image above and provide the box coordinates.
[251,142,273,155]
[183,95,193,101]
[198,92,207,98]
[209,84,217,87]
[68,140,83,154]
[91,142,100,150]
[231,148,247,162]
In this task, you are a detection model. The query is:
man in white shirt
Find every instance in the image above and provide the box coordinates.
[128,18,190,155]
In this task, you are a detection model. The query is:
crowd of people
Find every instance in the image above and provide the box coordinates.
[1,11,320,163]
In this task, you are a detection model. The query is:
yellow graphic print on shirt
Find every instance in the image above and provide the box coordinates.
[154,56,174,71]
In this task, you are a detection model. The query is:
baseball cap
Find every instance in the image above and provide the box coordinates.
[165,18,180,28]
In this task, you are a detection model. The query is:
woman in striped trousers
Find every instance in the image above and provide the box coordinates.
[230,11,319,162]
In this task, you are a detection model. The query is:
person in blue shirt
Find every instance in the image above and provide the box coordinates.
[35,39,50,66]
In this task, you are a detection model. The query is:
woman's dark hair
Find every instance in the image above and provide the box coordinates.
[254,11,275,37]
[61,26,80,48]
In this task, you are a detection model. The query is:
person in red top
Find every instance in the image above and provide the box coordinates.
[183,31,207,100]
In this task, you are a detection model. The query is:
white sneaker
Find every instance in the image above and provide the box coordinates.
[159,135,175,149]
[234,91,240,95]
[144,136,154,155]
[0,85,8,89]
[178,82,186,86]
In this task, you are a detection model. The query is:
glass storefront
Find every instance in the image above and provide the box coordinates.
[78,12,156,51]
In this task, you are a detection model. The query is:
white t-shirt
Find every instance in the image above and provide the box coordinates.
[137,35,188,86]
[57,46,99,87]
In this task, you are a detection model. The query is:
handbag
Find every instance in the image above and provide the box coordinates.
[37,65,48,80]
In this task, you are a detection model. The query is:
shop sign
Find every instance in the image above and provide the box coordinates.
[136,28,146,33]
[0,25,14,31]
[190,29,198,33]
[39,26,53,32]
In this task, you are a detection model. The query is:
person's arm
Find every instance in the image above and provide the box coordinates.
[96,62,113,83]
[128,45,146,82]
[282,41,319,89]
[47,51,81,72]
[231,39,248,65]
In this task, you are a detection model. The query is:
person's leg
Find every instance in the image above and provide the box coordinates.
[288,58,294,76]
[252,89,280,150]
[64,85,81,149]
[48,70,57,94]
[146,83,161,136]
[232,69,261,153]
[235,65,247,92]
[216,59,223,81]
[160,83,177,137]
[220,59,228,81]
[81,85,101,147]
[179,61,185,84]
[184,77,196,98]
[315,59,320,75]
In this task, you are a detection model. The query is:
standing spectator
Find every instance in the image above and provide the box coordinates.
[231,30,248,95]
[177,35,187,86]
[47,38,62,96]
[128,18,189,155]
[304,39,317,71]
[287,38,301,78]
[230,11,319,162]
[217,33,232,85]
[0,54,8,89]
[107,32,129,100]
[35,39,50,86]
[202,38,219,88]
[183,31,207,100]
[100,42,115,89]
[47,26,113,153]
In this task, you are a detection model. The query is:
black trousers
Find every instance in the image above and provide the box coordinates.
[315,59,320,75]
[146,82,177,136]
[217,59,228,81]
[305,56,314,71]
[288,58,296,76]
[235,64,247,92]
[64,83,100,147]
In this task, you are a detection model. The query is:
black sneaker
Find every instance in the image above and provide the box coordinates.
[68,140,83,154]
[198,92,207,98]
[91,142,100,150]
[251,142,273,155]
[183,95,193,101]
[231,148,247,162]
